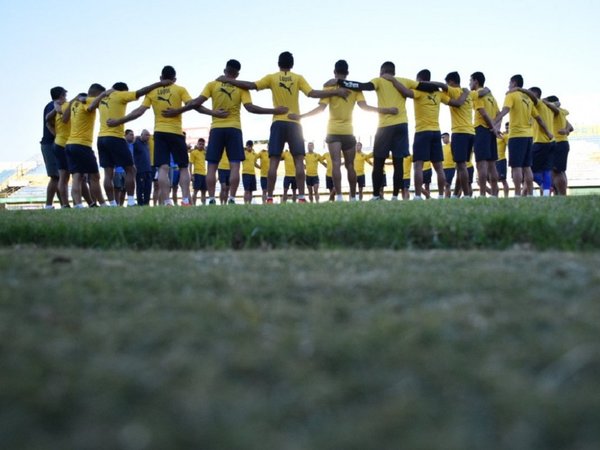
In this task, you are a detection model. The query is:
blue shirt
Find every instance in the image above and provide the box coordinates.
[133,138,152,173]
[41,101,55,145]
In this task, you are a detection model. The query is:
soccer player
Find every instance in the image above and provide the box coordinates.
[470,72,500,197]
[304,142,322,203]
[41,87,64,209]
[441,133,455,198]
[256,146,270,203]
[242,140,258,204]
[189,138,207,205]
[163,59,286,205]
[133,129,153,206]
[382,69,451,200]
[495,123,510,197]
[354,142,368,201]
[520,87,555,196]
[321,151,335,201]
[294,60,387,201]
[107,66,202,206]
[282,148,297,202]
[63,85,108,207]
[98,79,170,207]
[494,74,541,196]
[216,51,350,203]
[544,96,573,195]
[45,87,70,208]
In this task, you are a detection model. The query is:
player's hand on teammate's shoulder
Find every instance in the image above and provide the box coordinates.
[323,78,338,88]
[381,73,395,81]
[160,79,174,87]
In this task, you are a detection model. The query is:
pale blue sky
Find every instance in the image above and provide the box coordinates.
[1,0,599,162]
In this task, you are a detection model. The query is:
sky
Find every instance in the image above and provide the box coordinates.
[1,0,599,163]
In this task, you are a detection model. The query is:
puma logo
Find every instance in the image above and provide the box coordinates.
[220,87,233,100]
[158,94,172,105]
[100,99,109,108]
[279,82,293,94]
[427,94,438,105]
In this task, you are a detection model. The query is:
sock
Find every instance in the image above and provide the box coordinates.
[533,172,543,187]
[127,195,136,206]
[543,171,552,192]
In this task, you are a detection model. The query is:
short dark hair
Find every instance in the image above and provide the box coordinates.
[530,86,542,97]
[445,71,460,85]
[112,82,129,91]
[89,83,105,96]
[510,74,524,88]
[246,140,253,146]
[334,59,349,75]
[416,69,431,81]
[161,65,176,80]
[50,86,66,100]
[226,59,241,74]
[441,132,450,137]
[471,72,485,87]
[278,51,294,69]
[198,138,205,143]
[380,61,395,75]
[545,95,559,103]
[125,129,133,135]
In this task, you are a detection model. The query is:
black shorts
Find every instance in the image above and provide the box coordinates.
[496,159,508,181]
[154,131,188,168]
[444,168,455,185]
[284,176,297,190]
[532,142,555,172]
[269,121,305,157]
[326,134,357,151]
[97,136,134,168]
[206,127,244,163]
[193,174,207,191]
[357,174,366,188]
[53,143,68,171]
[169,167,180,187]
[326,176,334,190]
[260,176,268,190]
[474,126,498,162]
[113,172,125,190]
[403,178,410,189]
[242,174,257,191]
[41,143,59,178]
[553,141,570,172]
[451,133,474,163]
[218,169,231,185]
[468,167,475,184]
[423,169,432,184]
[413,130,443,163]
[66,144,99,174]
[508,137,533,168]
[306,175,320,187]
[373,123,409,159]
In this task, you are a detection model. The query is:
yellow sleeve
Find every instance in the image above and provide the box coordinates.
[200,82,213,99]
[298,75,313,96]
[255,74,272,91]
[241,89,252,104]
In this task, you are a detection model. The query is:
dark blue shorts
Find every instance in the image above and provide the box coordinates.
[97,136,134,168]
[468,167,475,184]
[113,172,125,190]
[154,131,188,168]
[357,174,366,188]
[413,130,443,162]
[444,168,455,186]
[284,176,297,190]
[66,144,99,174]
[218,169,231,185]
[373,123,409,159]
[423,168,432,184]
[306,175,320,187]
[532,142,555,172]
[242,173,257,191]
[193,174,207,191]
[325,176,333,190]
[326,134,357,151]
[474,126,498,162]
[496,159,508,180]
[269,121,305,157]
[508,137,533,168]
[53,143,68,171]
[41,143,59,178]
[169,167,180,187]
[553,141,570,172]
[451,133,474,163]
[206,127,244,163]
[260,176,268,190]
[403,178,410,189]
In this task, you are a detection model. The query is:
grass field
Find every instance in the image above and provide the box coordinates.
[1,197,600,449]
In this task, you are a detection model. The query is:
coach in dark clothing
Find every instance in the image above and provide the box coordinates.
[133,129,153,206]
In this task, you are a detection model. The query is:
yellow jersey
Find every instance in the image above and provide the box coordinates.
[497,134,508,160]
[54,102,71,147]
[533,101,555,144]
[218,152,230,170]
[189,149,206,175]
[242,149,257,175]
[354,152,368,176]
[66,97,97,147]
[257,150,270,177]
[502,91,538,138]
[255,71,313,123]
[371,77,418,128]
[305,152,322,177]
[473,91,499,129]
[554,108,570,143]
[319,88,365,135]
[403,155,412,180]
[98,90,137,138]
[413,89,450,132]
[142,84,192,135]
[447,87,475,134]
[442,143,455,169]
[282,151,296,176]
[200,81,252,129]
